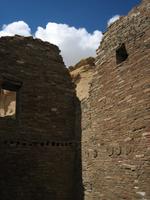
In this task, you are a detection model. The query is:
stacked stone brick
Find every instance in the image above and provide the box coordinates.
[0,36,81,200]
[74,0,150,199]
[0,0,149,199]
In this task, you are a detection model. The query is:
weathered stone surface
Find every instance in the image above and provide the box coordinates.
[74,0,150,199]
[0,0,149,199]
[69,57,95,101]
[0,35,82,200]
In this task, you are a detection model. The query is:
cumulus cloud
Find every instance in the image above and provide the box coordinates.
[0,21,103,66]
[107,15,120,27]
[0,21,31,37]
[35,22,103,66]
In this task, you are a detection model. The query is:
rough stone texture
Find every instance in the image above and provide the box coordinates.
[0,36,82,200]
[71,0,150,199]
[69,57,95,101]
[0,1,150,199]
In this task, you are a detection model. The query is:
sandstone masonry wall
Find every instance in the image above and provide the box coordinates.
[0,1,149,199]
[0,36,80,200]
[74,0,150,199]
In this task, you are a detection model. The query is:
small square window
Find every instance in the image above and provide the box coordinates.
[116,43,128,64]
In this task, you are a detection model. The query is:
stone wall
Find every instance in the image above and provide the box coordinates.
[0,1,149,199]
[0,36,82,200]
[71,0,150,199]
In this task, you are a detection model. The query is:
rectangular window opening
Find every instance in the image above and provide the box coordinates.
[0,78,22,119]
[0,88,16,118]
[116,43,128,64]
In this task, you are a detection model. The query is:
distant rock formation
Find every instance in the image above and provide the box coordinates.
[69,57,95,101]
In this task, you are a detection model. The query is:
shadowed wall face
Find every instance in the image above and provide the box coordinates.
[0,36,78,200]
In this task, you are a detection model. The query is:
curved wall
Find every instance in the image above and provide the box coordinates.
[0,36,77,200]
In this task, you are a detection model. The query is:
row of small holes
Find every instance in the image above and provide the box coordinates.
[3,140,73,147]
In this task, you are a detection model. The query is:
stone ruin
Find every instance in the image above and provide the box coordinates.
[0,0,149,199]
[71,0,150,199]
[0,36,82,200]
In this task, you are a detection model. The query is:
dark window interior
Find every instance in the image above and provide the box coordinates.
[116,43,128,64]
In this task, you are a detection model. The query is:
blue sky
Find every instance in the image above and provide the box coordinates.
[0,0,141,66]
[1,0,140,32]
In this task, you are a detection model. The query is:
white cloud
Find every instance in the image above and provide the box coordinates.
[0,21,31,37]
[35,22,103,66]
[0,21,103,66]
[107,15,120,27]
